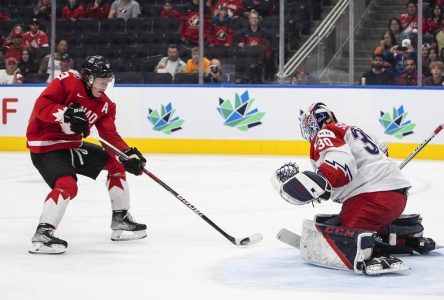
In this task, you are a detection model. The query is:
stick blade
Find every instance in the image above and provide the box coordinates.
[235,233,263,246]
[276,228,301,249]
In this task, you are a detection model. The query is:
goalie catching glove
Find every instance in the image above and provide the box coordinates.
[271,162,331,205]
[120,147,146,175]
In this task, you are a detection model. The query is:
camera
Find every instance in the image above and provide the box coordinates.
[210,65,220,74]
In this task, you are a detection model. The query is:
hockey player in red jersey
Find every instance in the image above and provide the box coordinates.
[272,102,437,275]
[27,55,147,254]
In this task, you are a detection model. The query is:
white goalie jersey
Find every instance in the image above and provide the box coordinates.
[310,122,411,203]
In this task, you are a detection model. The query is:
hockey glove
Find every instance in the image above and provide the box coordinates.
[272,162,331,205]
[64,103,89,136]
[120,147,146,175]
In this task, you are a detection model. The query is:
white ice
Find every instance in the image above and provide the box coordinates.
[1,153,443,300]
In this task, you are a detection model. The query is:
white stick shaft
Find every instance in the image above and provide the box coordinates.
[399,123,443,170]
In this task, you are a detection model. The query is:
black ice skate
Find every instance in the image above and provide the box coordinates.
[29,223,68,254]
[405,236,437,254]
[362,256,410,275]
[111,210,147,241]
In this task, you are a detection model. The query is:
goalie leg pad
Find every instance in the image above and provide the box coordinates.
[300,219,374,273]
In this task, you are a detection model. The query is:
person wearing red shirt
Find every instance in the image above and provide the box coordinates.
[4,32,25,62]
[85,0,110,19]
[213,0,244,18]
[180,0,211,45]
[27,55,147,255]
[207,4,235,46]
[160,0,181,19]
[0,7,10,20]
[22,18,49,51]
[61,0,85,20]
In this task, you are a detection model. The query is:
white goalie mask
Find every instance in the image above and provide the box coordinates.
[300,102,336,142]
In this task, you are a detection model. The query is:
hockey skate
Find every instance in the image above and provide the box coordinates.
[111,210,147,241]
[29,223,68,254]
[361,256,410,275]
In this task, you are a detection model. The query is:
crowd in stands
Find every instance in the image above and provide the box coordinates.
[361,0,444,86]
[0,0,326,84]
[3,0,441,86]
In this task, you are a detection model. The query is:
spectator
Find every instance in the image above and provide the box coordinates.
[0,57,23,84]
[4,32,25,62]
[39,39,68,75]
[34,0,52,23]
[360,54,396,85]
[374,31,398,71]
[244,0,275,18]
[399,1,426,36]
[85,0,111,19]
[22,18,49,52]
[425,4,443,35]
[207,4,235,47]
[155,44,186,79]
[423,46,439,76]
[0,7,10,20]
[2,24,24,49]
[398,58,423,85]
[160,0,181,19]
[184,47,210,73]
[423,61,444,86]
[180,0,211,45]
[61,0,85,20]
[212,0,245,18]
[205,58,222,83]
[388,17,409,43]
[291,68,320,85]
[47,53,79,83]
[435,19,444,53]
[393,38,417,77]
[108,0,140,20]
[18,49,39,77]
[237,10,273,79]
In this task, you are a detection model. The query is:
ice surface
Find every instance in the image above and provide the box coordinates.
[0,153,443,300]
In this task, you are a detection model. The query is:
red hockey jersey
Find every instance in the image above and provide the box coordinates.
[26,72,128,153]
[310,122,410,203]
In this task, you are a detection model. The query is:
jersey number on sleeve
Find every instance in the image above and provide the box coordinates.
[316,137,333,150]
[351,127,380,155]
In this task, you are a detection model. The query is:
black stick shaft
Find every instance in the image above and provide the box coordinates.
[97,136,238,245]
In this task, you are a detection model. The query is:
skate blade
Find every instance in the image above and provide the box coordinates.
[29,242,66,254]
[365,265,410,275]
[111,229,147,241]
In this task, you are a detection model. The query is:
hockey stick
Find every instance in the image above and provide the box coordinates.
[399,123,443,170]
[95,135,263,246]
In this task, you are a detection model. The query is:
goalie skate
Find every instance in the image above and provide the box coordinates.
[361,256,410,275]
[29,224,67,254]
[111,210,147,241]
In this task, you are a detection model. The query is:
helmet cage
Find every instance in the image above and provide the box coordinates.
[300,112,321,142]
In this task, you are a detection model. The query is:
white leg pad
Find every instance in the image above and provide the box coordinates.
[300,219,374,272]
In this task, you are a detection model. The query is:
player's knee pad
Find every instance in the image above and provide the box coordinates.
[53,175,78,200]
[375,214,437,255]
[300,219,375,274]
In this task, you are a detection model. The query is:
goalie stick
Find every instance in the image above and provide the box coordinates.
[276,228,301,249]
[95,134,263,246]
[399,123,443,170]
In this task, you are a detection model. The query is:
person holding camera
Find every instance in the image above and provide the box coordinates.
[205,58,223,83]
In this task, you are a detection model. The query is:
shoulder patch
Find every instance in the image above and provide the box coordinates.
[317,129,336,138]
